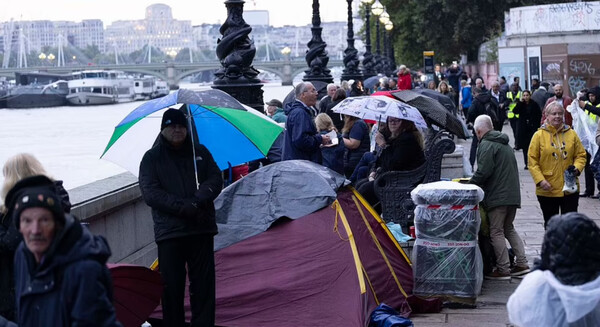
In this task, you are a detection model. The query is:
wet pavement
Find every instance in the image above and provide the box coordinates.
[409,125,600,326]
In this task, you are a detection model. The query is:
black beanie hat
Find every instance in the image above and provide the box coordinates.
[161,108,188,130]
[5,175,65,229]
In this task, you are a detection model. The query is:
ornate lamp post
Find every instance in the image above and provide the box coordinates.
[213,0,264,111]
[47,53,56,66]
[281,46,293,86]
[38,53,46,66]
[361,0,376,79]
[303,0,334,86]
[385,21,396,73]
[379,10,391,76]
[371,0,384,75]
[341,0,363,82]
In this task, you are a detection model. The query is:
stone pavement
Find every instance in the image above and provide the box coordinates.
[409,125,600,326]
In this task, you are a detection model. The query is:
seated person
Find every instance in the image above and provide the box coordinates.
[315,113,344,175]
[507,212,600,326]
[357,117,425,208]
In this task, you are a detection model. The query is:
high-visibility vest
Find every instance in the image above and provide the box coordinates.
[507,91,521,119]
[584,101,599,122]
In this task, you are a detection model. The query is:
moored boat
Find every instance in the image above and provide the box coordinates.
[67,70,135,105]
[1,72,71,109]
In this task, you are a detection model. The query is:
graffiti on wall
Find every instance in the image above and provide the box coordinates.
[506,2,600,35]
[569,59,596,75]
[568,76,587,97]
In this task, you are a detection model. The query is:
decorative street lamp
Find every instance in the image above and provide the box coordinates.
[371,0,384,75]
[341,0,363,83]
[47,53,56,66]
[281,46,293,85]
[385,21,396,73]
[360,0,376,79]
[213,0,264,111]
[38,53,46,66]
[303,0,334,86]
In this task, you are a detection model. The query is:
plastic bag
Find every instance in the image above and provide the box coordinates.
[369,303,414,327]
[386,222,412,243]
[567,100,598,158]
[562,165,578,194]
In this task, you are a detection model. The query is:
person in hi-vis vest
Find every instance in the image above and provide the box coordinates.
[578,86,600,198]
[504,83,522,149]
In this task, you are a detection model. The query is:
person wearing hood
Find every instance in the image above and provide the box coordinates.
[467,87,500,167]
[508,212,600,326]
[513,90,542,168]
[139,108,223,327]
[469,115,529,280]
[5,175,121,327]
[283,82,331,163]
[578,86,600,198]
[528,102,587,228]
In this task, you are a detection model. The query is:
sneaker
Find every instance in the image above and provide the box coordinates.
[484,271,511,280]
[510,266,531,277]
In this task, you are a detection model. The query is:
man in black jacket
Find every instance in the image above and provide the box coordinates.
[468,87,501,167]
[139,108,223,327]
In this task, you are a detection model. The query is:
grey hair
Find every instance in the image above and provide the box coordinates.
[295,82,314,98]
[326,83,337,91]
[474,115,493,133]
[492,81,500,87]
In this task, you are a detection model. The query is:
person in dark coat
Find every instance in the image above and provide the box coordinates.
[317,83,337,114]
[531,82,552,111]
[0,153,71,322]
[468,87,500,167]
[513,90,542,168]
[324,88,347,132]
[139,108,223,327]
[341,116,371,178]
[6,175,121,327]
[357,117,425,208]
[315,113,344,175]
[282,82,330,163]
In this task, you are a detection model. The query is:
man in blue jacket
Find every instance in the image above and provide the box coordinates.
[6,175,121,327]
[283,82,330,163]
[139,108,223,327]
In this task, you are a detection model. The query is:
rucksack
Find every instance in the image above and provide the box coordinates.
[484,101,502,130]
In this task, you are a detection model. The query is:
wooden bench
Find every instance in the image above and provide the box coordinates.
[374,131,456,232]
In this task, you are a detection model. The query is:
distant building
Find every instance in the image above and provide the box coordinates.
[105,3,194,56]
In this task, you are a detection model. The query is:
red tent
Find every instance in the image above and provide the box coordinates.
[151,187,439,326]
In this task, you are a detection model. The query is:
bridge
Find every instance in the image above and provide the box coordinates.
[0,59,344,87]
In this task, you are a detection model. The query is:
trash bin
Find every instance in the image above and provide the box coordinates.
[410,181,484,300]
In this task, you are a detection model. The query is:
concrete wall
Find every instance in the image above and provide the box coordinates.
[70,173,157,267]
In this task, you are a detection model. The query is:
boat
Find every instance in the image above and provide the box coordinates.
[1,72,71,109]
[133,76,155,101]
[67,70,135,105]
[152,79,169,98]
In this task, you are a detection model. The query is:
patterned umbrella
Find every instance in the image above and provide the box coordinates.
[391,90,466,139]
[101,89,284,175]
[331,95,428,129]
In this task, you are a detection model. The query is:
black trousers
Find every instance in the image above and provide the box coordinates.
[157,235,215,327]
[537,193,579,229]
[584,151,596,195]
[509,118,518,148]
[469,133,479,167]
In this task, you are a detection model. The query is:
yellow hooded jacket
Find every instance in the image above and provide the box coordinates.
[528,124,587,197]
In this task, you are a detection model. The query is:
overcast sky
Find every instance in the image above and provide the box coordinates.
[0,0,351,27]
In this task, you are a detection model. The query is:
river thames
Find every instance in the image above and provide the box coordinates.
[0,83,294,195]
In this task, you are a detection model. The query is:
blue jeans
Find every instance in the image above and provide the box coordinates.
[350,152,377,183]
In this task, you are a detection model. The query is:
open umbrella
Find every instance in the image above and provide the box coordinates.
[101,89,284,175]
[411,88,457,113]
[391,90,466,139]
[363,75,384,92]
[108,264,162,327]
[331,95,427,129]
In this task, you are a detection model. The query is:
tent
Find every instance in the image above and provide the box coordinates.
[150,161,440,326]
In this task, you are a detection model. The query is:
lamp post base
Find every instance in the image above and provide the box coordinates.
[212,83,264,112]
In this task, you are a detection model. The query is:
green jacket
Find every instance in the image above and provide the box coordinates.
[469,130,521,210]
[270,108,287,124]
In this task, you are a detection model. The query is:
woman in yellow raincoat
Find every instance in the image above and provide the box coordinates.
[528,102,587,228]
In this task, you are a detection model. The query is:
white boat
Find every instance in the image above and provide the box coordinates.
[153,79,169,98]
[133,76,155,101]
[67,70,135,105]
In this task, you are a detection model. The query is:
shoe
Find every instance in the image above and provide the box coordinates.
[510,266,531,277]
[484,271,511,280]
[524,166,528,170]
[592,194,600,199]
[580,193,592,198]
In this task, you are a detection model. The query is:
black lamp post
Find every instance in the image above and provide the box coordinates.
[341,0,363,82]
[361,0,376,79]
[212,0,264,111]
[303,0,334,85]
[371,0,384,75]
[385,20,396,74]
[379,10,391,76]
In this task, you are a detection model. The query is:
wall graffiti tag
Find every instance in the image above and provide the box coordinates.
[569,59,596,75]
[568,76,587,97]
[506,2,600,35]
[545,62,561,74]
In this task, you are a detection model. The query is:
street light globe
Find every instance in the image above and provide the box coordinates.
[379,11,390,24]
[48,53,55,60]
[385,21,394,31]
[360,0,374,4]
[281,46,291,55]
[168,50,177,57]
[371,0,384,16]
[38,53,46,60]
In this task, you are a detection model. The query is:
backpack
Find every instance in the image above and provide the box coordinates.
[484,101,502,130]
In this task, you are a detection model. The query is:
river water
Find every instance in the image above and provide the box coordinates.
[0,83,294,193]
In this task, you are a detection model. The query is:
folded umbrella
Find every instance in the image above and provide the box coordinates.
[391,90,466,139]
[331,95,427,129]
[101,89,284,175]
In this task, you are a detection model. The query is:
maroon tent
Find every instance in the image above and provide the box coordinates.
[151,187,439,326]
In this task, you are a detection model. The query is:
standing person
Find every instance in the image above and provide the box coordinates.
[530,78,540,92]
[577,86,600,198]
[139,108,223,327]
[508,213,600,326]
[475,77,487,93]
[499,76,509,96]
[528,102,587,228]
[387,78,397,91]
[513,90,542,168]
[460,80,472,118]
[341,115,371,178]
[446,62,463,105]
[283,82,330,163]
[505,83,522,149]
[5,175,121,327]
[469,115,529,280]
[264,99,287,124]
[396,65,412,90]
[437,81,454,100]
[350,80,365,96]
[468,87,498,167]
[531,82,551,111]
[318,83,337,114]
[433,63,445,86]
[325,88,347,132]
[542,84,573,127]
[0,153,71,322]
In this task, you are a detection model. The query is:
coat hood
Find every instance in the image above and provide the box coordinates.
[482,130,509,145]
[475,92,492,103]
[588,86,600,103]
[543,270,600,323]
[284,100,300,114]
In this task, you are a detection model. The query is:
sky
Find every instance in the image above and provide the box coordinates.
[0,0,351,27]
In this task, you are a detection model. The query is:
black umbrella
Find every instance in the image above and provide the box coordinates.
[363,75,384,92]
[412,88,457,114]
[391,90,467,139]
